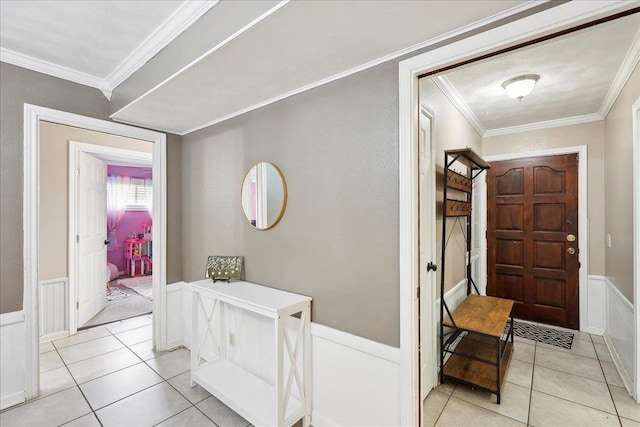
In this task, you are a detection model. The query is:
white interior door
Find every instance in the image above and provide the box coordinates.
[419,109,436,400]
[77,152,107,326]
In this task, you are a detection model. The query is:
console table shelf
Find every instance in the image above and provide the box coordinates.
[190,280,311,427]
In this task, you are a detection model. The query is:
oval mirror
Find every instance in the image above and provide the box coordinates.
[241,162,287,230]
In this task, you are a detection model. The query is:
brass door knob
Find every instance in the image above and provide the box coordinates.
[566,234,576,242]
[567,247,576,255]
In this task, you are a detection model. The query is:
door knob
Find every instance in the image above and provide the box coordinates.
[427,262,438,272]
[567,247,576,255]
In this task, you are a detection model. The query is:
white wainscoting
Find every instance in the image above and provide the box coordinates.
[166,281,186,350]
[39,278,69,342]
[604,277,635,395]
[436,279,467,320]
[181,282,193,350]
[310,323,400,426]
[1,311,26,410]
[587,275,606,335]
[175,281,401,426]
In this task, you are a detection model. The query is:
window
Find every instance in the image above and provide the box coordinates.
[126,178,149,210]
[107,177,150,211]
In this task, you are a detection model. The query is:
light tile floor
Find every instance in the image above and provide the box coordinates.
[0,315,250,427]
[3,315,638,426]
[425,327,640,426]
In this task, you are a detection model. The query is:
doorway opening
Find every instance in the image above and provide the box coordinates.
[68,142,154,330]
[24,104,167,401]
[402,4,637,424]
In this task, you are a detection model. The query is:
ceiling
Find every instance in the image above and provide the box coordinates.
[108,0,529,134]
[431,12,640,136]
[1,1,637,136]
[0,0,215,95]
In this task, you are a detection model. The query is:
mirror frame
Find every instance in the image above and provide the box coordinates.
[241,162,288,230]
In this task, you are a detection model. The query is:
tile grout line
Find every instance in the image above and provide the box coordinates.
[590,335,624,426]
[531,334,625,420]
[60,316,153,425]
[444,392,527,425]
[109,329,222,426]
[55,340,103,427]
[432,385,454,426]
[526,340,536,426]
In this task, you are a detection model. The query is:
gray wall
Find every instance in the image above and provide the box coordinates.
[0,62,183,314]
[182,60,400,346]
[604,62,639,303]
[166,133,183,284]
[0,63,110,314]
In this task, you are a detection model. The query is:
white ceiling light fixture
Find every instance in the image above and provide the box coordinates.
[502,74,540,101]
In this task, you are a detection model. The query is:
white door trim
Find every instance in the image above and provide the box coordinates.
[68,142,152,334]
[23,103,167,400]
[398,2,631,424]
[478,146,589,333]
[632,96,640,402]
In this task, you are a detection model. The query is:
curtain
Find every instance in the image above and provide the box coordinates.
[144,177,153,217]
[106,175,130,251]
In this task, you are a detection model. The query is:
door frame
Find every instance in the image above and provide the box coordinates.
[633,96,640,402]
[23,104,167,400]
[68,141,153,333]
[477,146,589,331]
[397,2,630,424]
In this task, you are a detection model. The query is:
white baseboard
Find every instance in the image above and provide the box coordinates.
[604,276,634,396]
[1,310,26,410]
[166,281,187,350]
[40,330,69,344]
[1,391,25,411]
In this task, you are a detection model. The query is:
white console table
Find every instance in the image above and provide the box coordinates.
[190,279,312,427]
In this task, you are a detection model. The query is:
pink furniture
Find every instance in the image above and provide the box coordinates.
[124,238,152,276]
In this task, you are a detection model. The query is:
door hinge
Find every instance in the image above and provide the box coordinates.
[76,302,79,310]
[417,286,420,300]
[76,235,79,243]
[76,168,80,176]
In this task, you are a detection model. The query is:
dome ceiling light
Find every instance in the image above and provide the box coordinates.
[502,74,540,101]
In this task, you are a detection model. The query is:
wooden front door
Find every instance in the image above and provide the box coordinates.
[487,154,579,329]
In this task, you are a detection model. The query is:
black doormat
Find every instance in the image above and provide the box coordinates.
[509,321,574,349]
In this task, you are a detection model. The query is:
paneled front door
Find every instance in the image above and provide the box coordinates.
[487,154,579,329]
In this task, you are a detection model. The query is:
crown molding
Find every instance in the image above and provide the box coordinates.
[483,112,603,137]
[433,75,486,137]
[0,48,103,90]
[103,0,218,92]
[1,1,215,100]
[599,29,640,119]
